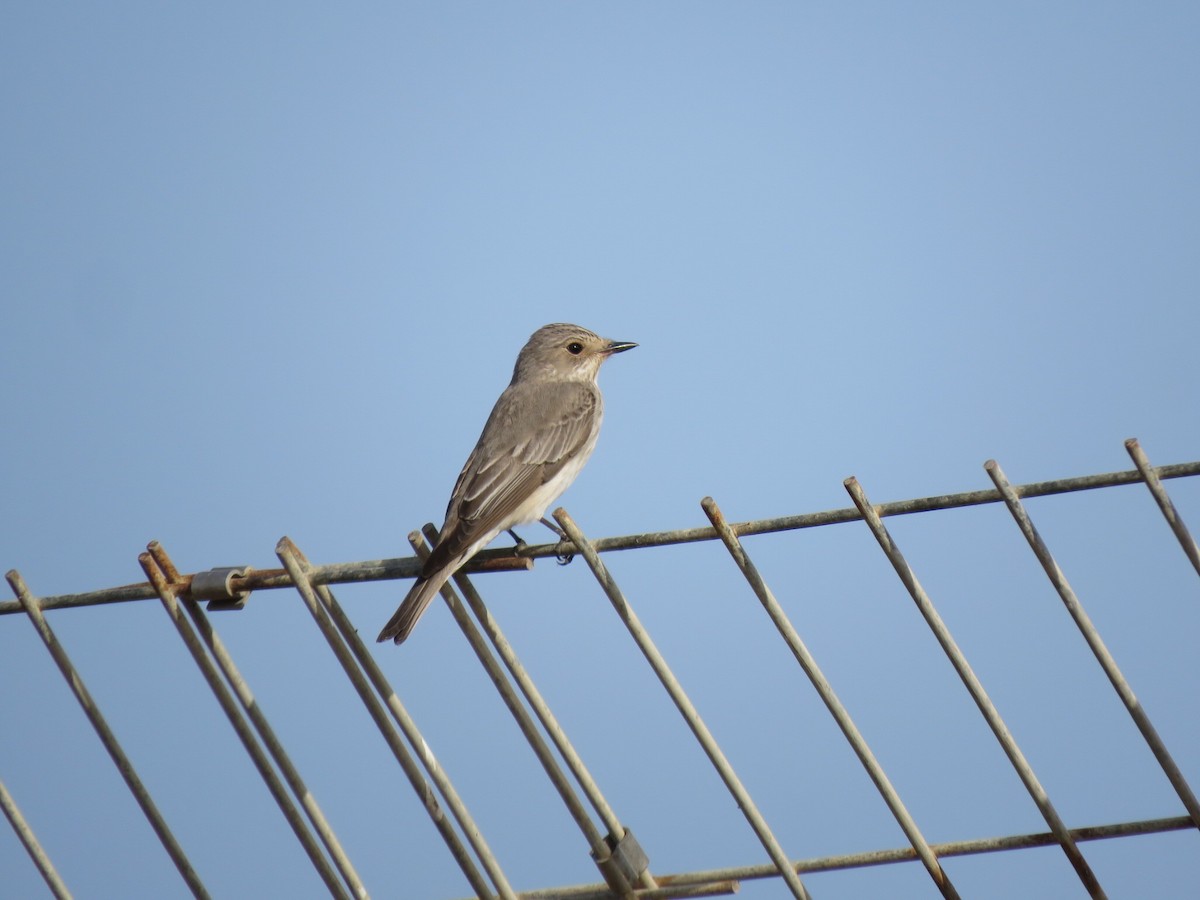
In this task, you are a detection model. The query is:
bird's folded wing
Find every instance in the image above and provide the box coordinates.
[422,383,598,574]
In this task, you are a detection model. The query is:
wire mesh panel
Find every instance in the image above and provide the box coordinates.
[3,439,1198,898]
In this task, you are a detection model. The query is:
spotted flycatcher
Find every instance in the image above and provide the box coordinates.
[378,323,636,644]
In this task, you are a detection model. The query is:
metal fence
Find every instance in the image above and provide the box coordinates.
[3,438,1198,899]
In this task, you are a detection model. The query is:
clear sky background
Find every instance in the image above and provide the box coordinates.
[3,4,1199,899]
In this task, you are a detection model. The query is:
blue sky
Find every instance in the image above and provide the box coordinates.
[3,4,1199,898]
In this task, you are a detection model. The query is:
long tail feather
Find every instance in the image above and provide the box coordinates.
[376,573,447,644]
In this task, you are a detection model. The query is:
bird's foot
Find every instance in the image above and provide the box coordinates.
[553,539,575,566]
[537,518,574,564]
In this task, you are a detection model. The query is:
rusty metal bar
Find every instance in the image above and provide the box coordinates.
[553,508,813,900]
[411,528,655,897]
[1125,439,1200,580]
[0,775,73,900]
[273,537,512,900]
[4,570,212,900]
[626,885,735,900]
[138,545,361,900]
[481,813,1193,899]
[842,478,1107,899]
[986,459,1200,829]
[8,457,1200,616]
[496,882,739,900]
[701,496,961,899]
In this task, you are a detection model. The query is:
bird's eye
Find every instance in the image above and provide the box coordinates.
[567,342,584,355]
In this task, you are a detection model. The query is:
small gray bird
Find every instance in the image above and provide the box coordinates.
[378,323,636,644]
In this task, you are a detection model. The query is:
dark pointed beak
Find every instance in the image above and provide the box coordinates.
[605,340,638,355]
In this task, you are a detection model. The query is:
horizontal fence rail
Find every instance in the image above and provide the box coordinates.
[5,452,1199,617]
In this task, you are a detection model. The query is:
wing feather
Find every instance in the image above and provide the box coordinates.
[422,382,598,574]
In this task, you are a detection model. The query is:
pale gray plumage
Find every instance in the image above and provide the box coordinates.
[378,323,636,644]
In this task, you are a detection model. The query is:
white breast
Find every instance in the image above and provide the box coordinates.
[509,422,601,527]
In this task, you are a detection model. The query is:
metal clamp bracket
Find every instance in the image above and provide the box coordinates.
[594,828,649,895]
[190,566,253,611]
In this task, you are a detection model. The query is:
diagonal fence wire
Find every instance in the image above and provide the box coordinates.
[985,459,1200,829]
[701,495,961,899]
[4,439,1198,898]
[1124,439,1200,580]
[844,477,1107,898]
[0,775,72,900]
[411,525,659,897]
[554,508,815,900]
[275,536,513,900]
[422,527,638,852]
[138,542,363,900]
[4,570,212,900]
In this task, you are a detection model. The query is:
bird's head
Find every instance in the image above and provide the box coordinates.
[512,323,637,384]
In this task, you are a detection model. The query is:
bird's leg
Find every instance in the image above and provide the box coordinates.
[507,528,531,556]
[539,517,575,566]
[538,517,567,540]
